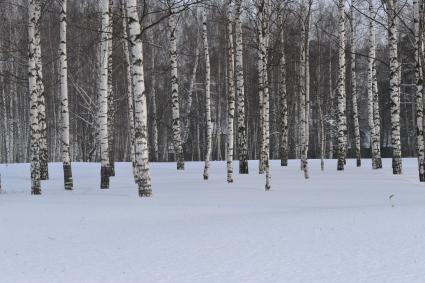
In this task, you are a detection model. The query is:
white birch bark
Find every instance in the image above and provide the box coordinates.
[388,0,402,174]
[120,0,137,182]
[33,0,48,180]
[226,0,236,183]
[28,0,41,194]
[257,0,271,189]
[336,0,347,171]
[350,2,361,167]
[168,10,185,170]
[202,9,213,180]
[59,0,73,190]
[99,0,110,188]
[279,13,288,167]
[328,44,334,159]
[148,17,159,162]
[126,0,152,196]
[414,0,425,181]
[368,0,382,169]
[299,0,309,178]
[304,1,311,173]
[235,0,248,174]
[1,90,9,163]
[107,0,115,177]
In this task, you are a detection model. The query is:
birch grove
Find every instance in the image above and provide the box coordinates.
[0,0,424,194]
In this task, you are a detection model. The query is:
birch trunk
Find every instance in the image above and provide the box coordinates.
[328,44,334,159]
[59,0,73,190]
[107,0,115,177]
[388,0,402,174]
[226,0,236,183]
[126,0,152,197]
[414,0,425,181]
[29,0,41,194]
[350,3,361,167]
[337,0,347,171]
[148,18,159,162]
[257,0,270,189]
[304,1,311,173]
[235,0,249,174]
[278,14,288,167]
[32,0,48,180]
[168,11,185,170]
[202,9,213,180]
[99,0,110,188]
[1,90,9,163]
[368,0,382,169]
[299,0,309,178]
[120,0,137,181]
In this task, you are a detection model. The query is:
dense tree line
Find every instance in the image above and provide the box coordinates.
[0,0,424,195]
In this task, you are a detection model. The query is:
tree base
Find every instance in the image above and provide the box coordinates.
[63,164,73,190]
[100,166,110,189]
[109,163,115,177]
[337,159,345,171]
[31,187,41,195]
[40,166,49,180]
[239,160,249,174]
[281,159,288,167]
[177,160,185,170]
[138,188,152,197]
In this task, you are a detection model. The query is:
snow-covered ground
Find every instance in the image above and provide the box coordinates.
[1,159,425,283]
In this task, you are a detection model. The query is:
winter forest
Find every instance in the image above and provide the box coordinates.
[2,0,425,282]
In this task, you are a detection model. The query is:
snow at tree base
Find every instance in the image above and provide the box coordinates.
[2,159,425,283]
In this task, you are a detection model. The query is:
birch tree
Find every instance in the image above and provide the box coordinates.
[59,0,73,190]
[120,0,137,181]
[29,0,48,180]
[279,12,288,167]
[414,0,425,181]
[235,0,249,174]
[336,0,347,171]
[226,0,236,183]
[28,0,41,194]
[350,1,361,167]
[202,8,213,180]
[99,0,110,188]
[168,5,185,170]
[368,0,382,169]
[107,0,115,177]
[387,0,402,174]
[126,0,152,197]
[257,0,270,190]
[299,0,309,178]
[148,15,159,162]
